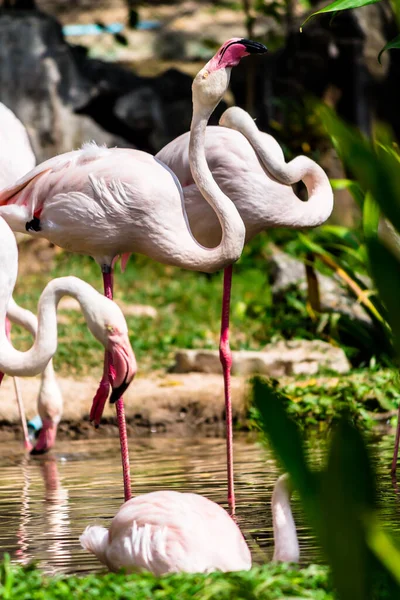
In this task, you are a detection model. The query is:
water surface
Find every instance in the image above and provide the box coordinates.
[0,434,398,574]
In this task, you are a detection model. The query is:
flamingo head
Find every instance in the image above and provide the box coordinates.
[30,362,63,455]
[31,418,58,455]
[105,326,137,404]
[193,39,267,110]
[80,290,137,403]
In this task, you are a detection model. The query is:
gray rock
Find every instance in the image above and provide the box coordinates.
[269,248,372,326]
[172,340,350,377]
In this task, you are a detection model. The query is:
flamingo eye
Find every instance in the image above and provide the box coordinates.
[106,324,114,334]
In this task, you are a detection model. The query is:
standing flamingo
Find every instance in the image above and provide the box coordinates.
[0,38,267,509]
[0,101,37,448]
[80,473,298,574]
[0,217,136,421]
[6,297,63,454]
[156,106,333,510]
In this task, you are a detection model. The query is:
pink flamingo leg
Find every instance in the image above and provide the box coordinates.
[391,405,400,476]
[103,267,132,502]
[219,265,235,516]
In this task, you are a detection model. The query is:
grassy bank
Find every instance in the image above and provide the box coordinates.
[1,558,333,599]
[13,240,277,376]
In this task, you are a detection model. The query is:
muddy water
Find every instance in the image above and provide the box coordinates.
[0,434,399,575]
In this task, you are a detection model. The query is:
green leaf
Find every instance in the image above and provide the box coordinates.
[318,420,376,600]
[365,517,400,586]
[330,178,365,207]
[301,0,381,29]
[319,105,400,236]
[367,237,400,353]
[252,377,316,501]
[378,34,400,63]
[363,192,380,240]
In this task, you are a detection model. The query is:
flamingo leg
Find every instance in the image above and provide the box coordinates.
[102,266,132,502]
[13,377,33,452]
[219,265,235,516]
[4,318,32,451]
[391,405,400,475]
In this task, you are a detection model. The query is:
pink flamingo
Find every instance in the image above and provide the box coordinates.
[156,106,333,509]
[0,39,267,509]
[6,297,63,454]
[80,473,298,574]
[0,217,136,439]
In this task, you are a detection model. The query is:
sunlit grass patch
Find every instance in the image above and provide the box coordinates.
[0,557,333,599]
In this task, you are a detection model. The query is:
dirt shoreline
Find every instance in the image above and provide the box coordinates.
[0,372,250,441]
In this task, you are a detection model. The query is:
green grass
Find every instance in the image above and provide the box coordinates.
[0,557,333,599]
[11,237,313,377]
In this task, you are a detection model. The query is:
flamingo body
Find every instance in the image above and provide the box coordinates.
[80,490,252,575]
[0,146,213,268]
[156,109,334,245]
[0,216,135,394]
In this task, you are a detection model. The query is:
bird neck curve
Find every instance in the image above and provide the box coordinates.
[272,474,299,563]
[222,109,334,228]
[186,106,245,271]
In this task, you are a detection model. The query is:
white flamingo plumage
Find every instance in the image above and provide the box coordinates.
[156,105,333,509]
[80,473,298,575]
[0,216,136,418]
[0,102,38,451]
[156,105,333,246]
[0,39,268,509]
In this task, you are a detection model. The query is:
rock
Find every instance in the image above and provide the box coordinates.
[0,9,132,162]
[269,248,305,295]
[268,248,372,326]
[172,340,350,376]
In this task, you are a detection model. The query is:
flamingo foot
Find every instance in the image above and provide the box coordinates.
[31,419,57,455]
[90,377,111,427]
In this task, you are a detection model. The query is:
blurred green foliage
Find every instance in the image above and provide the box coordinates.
[253,377,400,600]
[0,554,333,599]
[249,369,400,430]
[302,0,400,60]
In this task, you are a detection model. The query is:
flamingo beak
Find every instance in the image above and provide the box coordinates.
[30,419,58,455]
[239,39,268,54]
[108,334,137,404]
[110,379,131,404]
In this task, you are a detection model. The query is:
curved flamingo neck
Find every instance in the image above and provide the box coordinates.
[186,107,245,270]
[221,109,334,229]
[272,475,299,563]
[0,276,100,377]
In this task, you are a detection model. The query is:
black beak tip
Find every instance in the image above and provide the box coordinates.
[109,380,130,404]
[30,447,48,456]
[240,38,268,54]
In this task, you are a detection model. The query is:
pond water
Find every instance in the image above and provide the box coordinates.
[0,433,399,575]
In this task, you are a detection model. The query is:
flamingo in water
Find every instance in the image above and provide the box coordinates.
[80,473,298,574]
[0,216,136,431]
[6,297,63,454]
[0,38,267,508]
